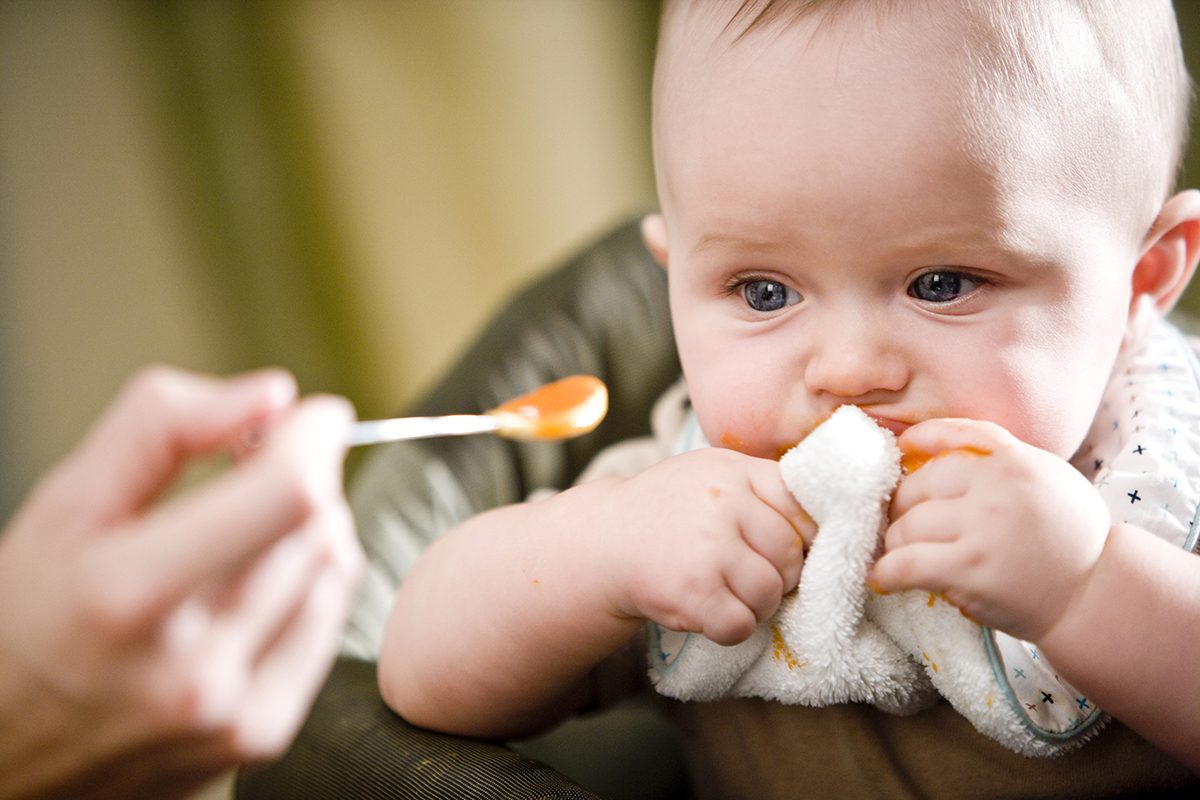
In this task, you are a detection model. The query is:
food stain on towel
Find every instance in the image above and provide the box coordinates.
[924,590,978,622]
[771,625,807,671]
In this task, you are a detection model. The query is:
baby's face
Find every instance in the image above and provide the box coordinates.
[655,7,1144,460]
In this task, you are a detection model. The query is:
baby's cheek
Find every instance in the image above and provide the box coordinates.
[705,418,795,460]
[692,387,806,458]
[717,429,752,453]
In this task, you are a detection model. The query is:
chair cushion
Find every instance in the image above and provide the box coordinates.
[236,657,602,800]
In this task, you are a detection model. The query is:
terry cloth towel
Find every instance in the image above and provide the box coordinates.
[649,404,1075,753]
[649,317,1200,756]
[649,406,936,716]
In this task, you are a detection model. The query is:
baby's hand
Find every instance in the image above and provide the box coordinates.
[593,448,811,646]
[870,419,1110,643]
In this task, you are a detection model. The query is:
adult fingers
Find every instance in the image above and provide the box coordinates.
[137,501,359,745]
[231,560,358,759]
[206,529,326,673]
[105,396,354,626]
[228,502,357,670]
[60,367,298,522]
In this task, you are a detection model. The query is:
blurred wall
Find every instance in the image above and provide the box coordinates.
[0,0,660,519]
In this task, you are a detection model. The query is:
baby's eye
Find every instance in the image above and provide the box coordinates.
[907,271,984,303]
[742,279,801,312]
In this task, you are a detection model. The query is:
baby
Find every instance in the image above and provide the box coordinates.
[380,0,1200,795]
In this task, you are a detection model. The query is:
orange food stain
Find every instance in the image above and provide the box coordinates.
[901,449,933,474]
[531,579,541,587]
[707,486,721,499]
[925,592,954,608]
[901,445,991,475]
[775,412,838,459]
[492,375,608,440]
[720,431,748,451]
[771,625,807,671]
[923,591,978,622]
[794,505,816,548]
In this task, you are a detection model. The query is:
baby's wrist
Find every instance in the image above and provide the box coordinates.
[544,478,643,623]
[1035,523,1122,659]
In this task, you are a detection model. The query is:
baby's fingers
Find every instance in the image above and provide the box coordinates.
[884,497,964,552]
[725,550,788,621]
[898,418,1013,468]
[739,501,807,593]
[890,455,976,521]
[870,542,956,595]
[698,590,760,646]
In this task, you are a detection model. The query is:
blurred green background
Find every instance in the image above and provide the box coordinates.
[4,1,1200,523]
[0,0,661,519]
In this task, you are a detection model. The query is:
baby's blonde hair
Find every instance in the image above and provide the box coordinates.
[655,0,1192,240]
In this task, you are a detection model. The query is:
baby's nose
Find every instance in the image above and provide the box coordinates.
[803,330,908,400]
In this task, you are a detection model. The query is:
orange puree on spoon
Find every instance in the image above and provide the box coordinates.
[489,375,609,441]
[346,375,608,447]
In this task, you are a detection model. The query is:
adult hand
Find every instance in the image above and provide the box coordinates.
[0,366,362,799]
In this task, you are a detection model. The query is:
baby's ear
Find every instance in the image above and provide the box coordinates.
[640,213,669,270]
[1132,189,1200,314]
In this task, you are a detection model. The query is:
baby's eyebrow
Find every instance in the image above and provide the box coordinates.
[692,231,780,254]
[689,224,1052,273]
[886,230,1047,268]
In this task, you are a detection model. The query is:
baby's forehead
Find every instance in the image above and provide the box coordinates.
[661,1,1132,101]
[654,0,1186,238]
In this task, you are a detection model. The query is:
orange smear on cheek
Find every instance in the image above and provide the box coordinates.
[774,415,833,460]
[719,431,748,451]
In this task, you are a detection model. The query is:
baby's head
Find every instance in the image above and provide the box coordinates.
[643,0,1200,461]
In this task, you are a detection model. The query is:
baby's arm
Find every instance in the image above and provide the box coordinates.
[378,448,809,739]
[871,419,1200,772]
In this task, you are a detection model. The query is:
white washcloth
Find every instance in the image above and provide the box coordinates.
[648,404,1097,756]
[650,405,934,713]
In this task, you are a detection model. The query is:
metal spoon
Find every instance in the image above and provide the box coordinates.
[347,375,608,447]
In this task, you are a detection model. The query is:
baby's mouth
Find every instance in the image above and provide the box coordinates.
[774,409,912,458]
[860,412,912,437]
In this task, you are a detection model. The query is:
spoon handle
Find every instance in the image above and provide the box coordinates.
[347,414,502,447]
